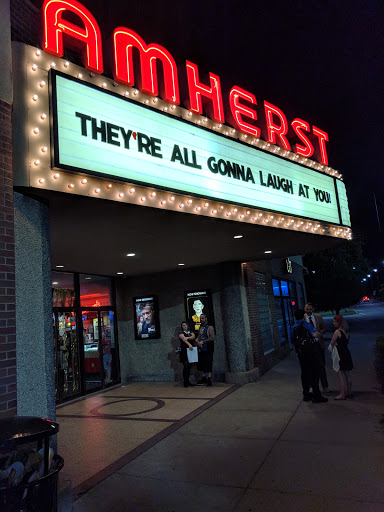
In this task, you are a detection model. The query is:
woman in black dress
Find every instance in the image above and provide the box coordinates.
[330,315,353,399]
[179,322,196,387]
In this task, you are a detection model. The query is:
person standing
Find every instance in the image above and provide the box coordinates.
[178,321,196,387]
[330,315,353,399]
[196,314,215,386]
[304,302,328,392]
[292,309,328,403]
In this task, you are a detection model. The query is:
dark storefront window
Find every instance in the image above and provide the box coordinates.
[52,271,119,403]
[273,278,298,346]
[254,272,274,354]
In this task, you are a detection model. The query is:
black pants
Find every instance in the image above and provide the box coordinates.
[315,344,328,389]
[182,360,191,385]
[298,348,322,398]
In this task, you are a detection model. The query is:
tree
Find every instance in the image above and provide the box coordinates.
[303,239,369,314]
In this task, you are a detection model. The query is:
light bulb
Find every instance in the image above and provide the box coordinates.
[119,193,124,198]
[81,178,87,184]
[54,173,60,179]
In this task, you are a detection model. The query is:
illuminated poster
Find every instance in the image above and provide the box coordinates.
[134,296,160,340]
[185,290,214,333]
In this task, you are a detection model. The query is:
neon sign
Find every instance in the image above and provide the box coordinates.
[42,0,330,164]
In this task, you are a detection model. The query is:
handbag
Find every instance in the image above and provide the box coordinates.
[328,344,340,371]
[187,346,198,363]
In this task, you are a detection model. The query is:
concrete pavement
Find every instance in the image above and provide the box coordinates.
[61,304,384,511]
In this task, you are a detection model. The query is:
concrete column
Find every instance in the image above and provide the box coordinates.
[220,262,258,384]
[14,192,55,420]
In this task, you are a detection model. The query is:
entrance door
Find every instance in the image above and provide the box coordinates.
[100,310,118,386]
[54,311,81,401]
[82,310,103,392]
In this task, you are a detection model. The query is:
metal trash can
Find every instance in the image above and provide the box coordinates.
[0,416,63,512]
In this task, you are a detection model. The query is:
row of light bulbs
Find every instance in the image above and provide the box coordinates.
[31,49,343,180]
[35,171,352,239]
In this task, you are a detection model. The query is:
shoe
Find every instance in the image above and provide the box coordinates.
[196,377,208,385]
[207,378,212,387]
[334,395,346,400]
[312,396,328,403]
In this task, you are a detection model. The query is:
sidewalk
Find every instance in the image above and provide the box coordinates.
[65,328,384,511]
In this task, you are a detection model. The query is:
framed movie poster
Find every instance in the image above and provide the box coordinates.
[184,290,215,334]
[134,296,160,340]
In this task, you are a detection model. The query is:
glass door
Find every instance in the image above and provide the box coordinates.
[82,310,103,392]
[54,311,81,401]
[100,311,118,386]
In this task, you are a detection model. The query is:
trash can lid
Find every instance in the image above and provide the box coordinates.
[0,416,59,447]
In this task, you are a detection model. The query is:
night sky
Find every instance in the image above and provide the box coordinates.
[78,0,383,262]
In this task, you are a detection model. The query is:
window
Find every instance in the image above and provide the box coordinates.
[254,272,274,353]
[80,274,113,307]
[52,272,75,307]
[280,281,289,296]
[272,279,280,296]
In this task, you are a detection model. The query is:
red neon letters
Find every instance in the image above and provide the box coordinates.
[229,87,260,138]
[185,61,224,123]
[42,0,330,165]
[42,0,103,74]
[113,28,180,104]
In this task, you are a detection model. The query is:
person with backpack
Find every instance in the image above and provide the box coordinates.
[292,309,328,403]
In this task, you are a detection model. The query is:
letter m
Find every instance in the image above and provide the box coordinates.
[113,28,180,104]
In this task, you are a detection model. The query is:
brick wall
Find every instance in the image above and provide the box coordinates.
[0,98,16,417]
[243,259,304,376]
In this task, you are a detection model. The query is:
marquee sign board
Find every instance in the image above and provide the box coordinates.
[52,72,350,226]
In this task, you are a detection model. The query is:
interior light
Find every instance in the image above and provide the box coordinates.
[178,263,185,266]
[117,272,124,275]
[234,235,243,239]
[64,61,70,68]
[265,250,272,254]
[68,183,74,189]
[56,265,64,268]
[95,188,100,193]
[39,81,46,88]
[107,184,113,189]
[77,73,83,79]
[85,277,92,280]
[127,253,135,257]
[130,188,135,193]
[52,281,59,285]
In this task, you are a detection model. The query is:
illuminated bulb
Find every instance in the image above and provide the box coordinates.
[170,196,175,201]
[171,104,176,110]
[34,159,40,165]
[300,221,304,225]
[153,98,158,104]
[32,95,38,101]
[68,183,74,189]
[41,146,48,152]
[125,91,130,96]
[225,131,228,135]
[163,106,168,111]
[40,113,47,120]
[64,61,70,67]
[188,111,193,117]
[77,73,83,79]
[102,82,107,88]
[246,211,250,215]
[179,203,184,208]
[130,187,135,193]
[107,184,112,189]
[54,173,60,179]
[144,99,149,104]
[231,129,236,134]
[35,50,41,56]
[258,213,263,217]
[187,199,193,205]
[134,89,139,95]
[251,217,256,222]
[32,64,37,71]
[81,178,87,184]
[212,209,217,214]
[197,120,201,124]
[226,212,232,216]
[140,196,146,201]
[51,62,56,68]
[204,202,209,207]
[160,200,166,205]
[219,206,224,210]
[39,81,46,88]
[150,191,156,198]
[196,206,201,211]
[39,178,45,183]
[119,192,124,198]
[203,118,208,123]
[95,188,100,193]
[233,208,238,213]
[270,215,274,220]
[243,134,248,139]
[240,214,245,219]
[33,127,39,134]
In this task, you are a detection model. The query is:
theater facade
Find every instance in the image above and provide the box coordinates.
[0,0,351,419]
